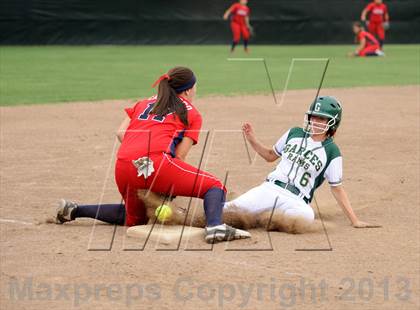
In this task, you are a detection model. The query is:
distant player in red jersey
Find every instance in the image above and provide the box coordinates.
[361,0,389,49]
[348,22,384,57]
[223,0,252,53]
[55,67,251,243]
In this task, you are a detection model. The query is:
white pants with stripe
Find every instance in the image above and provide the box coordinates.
[225,181,315,222]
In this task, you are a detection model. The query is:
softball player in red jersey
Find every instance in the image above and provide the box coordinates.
[348,22,384,57]
[56,67,250,244]
[223,0,251,52]
[361,0,389,49]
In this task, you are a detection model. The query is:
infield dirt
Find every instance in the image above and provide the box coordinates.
[1,86,419,309]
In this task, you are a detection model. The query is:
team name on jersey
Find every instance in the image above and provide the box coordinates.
[237,9,248,16]
[283,143,323,172]
[372,8,384,14]
[184,103,193,111]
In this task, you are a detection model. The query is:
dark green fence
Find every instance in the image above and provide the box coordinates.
[1,0,419,44]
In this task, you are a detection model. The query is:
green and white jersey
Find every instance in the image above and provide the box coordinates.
[269,127,342,203]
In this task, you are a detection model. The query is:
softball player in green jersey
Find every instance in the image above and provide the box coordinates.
[226,96,380,229]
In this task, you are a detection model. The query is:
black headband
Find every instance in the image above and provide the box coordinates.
[174,75,196,93]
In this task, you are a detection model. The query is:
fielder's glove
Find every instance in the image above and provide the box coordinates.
[383,21,390,30]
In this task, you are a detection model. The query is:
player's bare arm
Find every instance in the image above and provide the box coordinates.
[356,37,365,54]
[223,8,231,20]
[175,137,194,161]
[330,185,381,228]
[116,116,131,143]
[245,16,253,35]
[245,16,251,28]
[348,37,365,57]
[361,8,368,22]
[242,123,279,162]
[383,12,390,29]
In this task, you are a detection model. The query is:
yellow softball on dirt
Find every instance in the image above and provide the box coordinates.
[155,204,173,222]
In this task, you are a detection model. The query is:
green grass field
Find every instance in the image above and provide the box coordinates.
[0,45,419,106]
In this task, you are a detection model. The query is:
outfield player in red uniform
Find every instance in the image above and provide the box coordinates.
[348,22,384,57]
[223,0,252,53]
[56,67,250,243]
[361,0,389,49]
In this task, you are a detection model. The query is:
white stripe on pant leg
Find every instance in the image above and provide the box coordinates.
[163,153,221,183]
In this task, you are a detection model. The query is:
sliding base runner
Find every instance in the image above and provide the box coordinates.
[226,96,380,229]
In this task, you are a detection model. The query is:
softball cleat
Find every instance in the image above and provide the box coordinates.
[205,223,251,244]
[55,199,78,224]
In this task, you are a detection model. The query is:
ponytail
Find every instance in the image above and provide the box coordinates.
[151,67,196,126]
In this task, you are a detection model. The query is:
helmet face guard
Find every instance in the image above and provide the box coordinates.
[303,114,337,135]
[303,96,342,136]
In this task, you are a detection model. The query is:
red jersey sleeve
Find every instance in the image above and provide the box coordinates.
[229,3,239,14]
[124,101,141,119]
[383,4,388,16]
[184,111,202,145]
[365,3,374,12]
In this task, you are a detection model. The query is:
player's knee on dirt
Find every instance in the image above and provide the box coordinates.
[124,190,148,227]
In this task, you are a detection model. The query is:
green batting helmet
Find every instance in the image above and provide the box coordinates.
[306,96,342,132]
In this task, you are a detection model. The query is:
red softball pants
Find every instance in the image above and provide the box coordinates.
[231,22,250,42]
[368,22,385,40]
[115,153,226,226]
